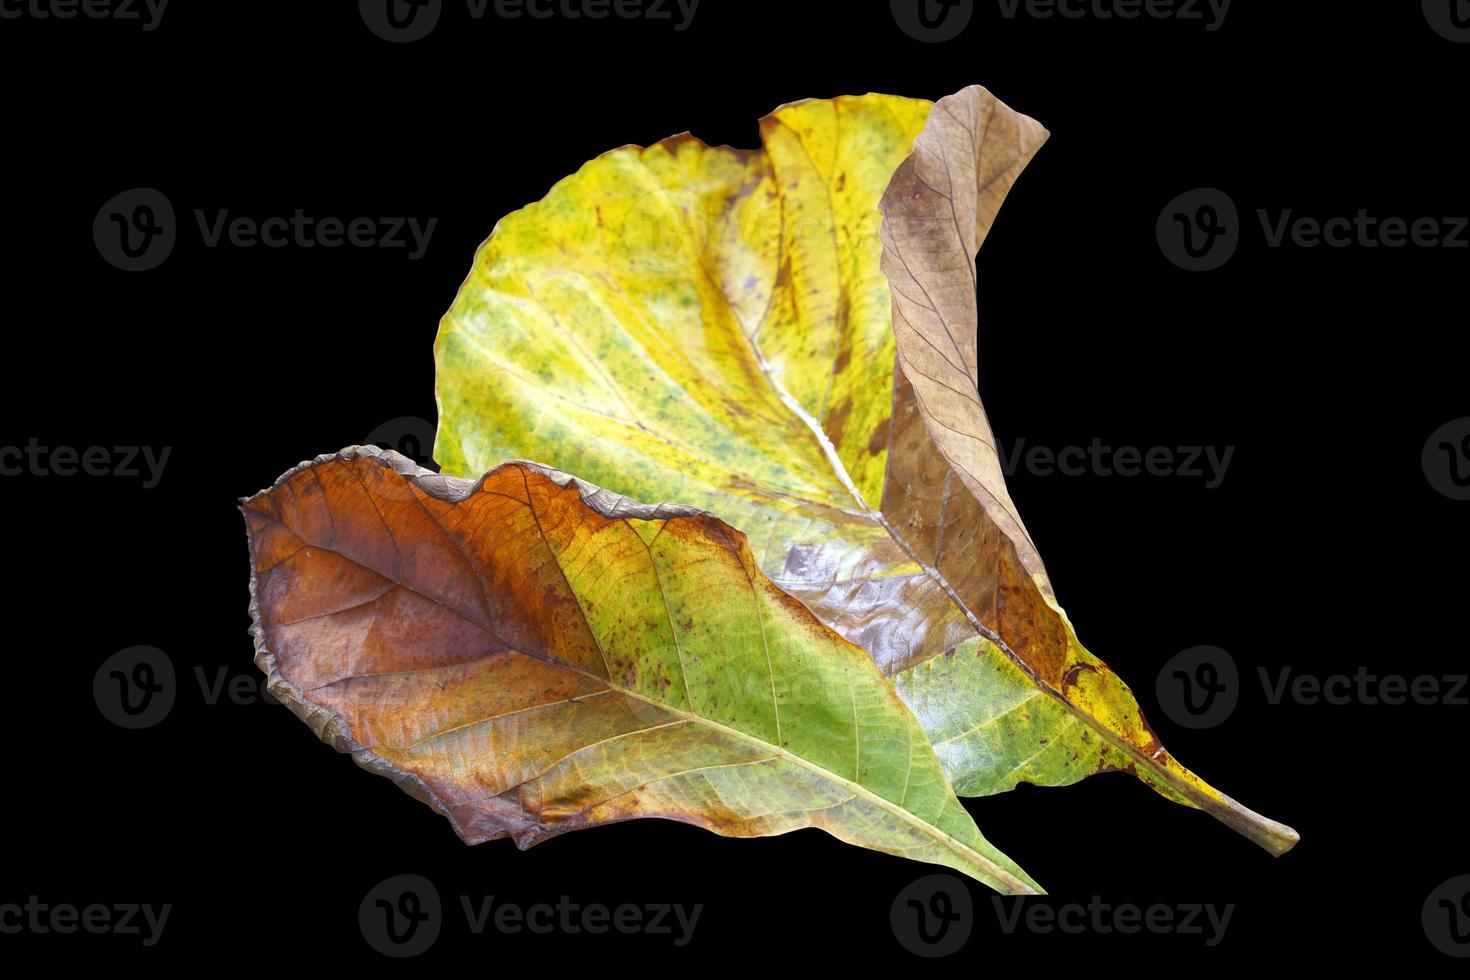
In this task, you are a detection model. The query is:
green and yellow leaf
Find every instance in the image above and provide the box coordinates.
[243,447,1043,893]
[433,85,1298,855]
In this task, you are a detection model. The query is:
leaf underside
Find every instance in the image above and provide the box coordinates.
[432,85,1297,855]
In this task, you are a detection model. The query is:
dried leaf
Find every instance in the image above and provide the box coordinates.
[433,85,1297,854]
[243,447,1042,894]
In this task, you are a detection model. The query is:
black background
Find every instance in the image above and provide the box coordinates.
[2,0,1465,966]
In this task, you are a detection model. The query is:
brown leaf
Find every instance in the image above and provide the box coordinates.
[878,88,1296,854]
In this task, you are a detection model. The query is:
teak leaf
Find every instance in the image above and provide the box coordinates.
[433,85,1298,855]
[243,447,1043,894]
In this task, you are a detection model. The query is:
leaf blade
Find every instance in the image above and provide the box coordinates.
[879,87,1298,855]
[244,447,1042,893]
[433,85,1298,855]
